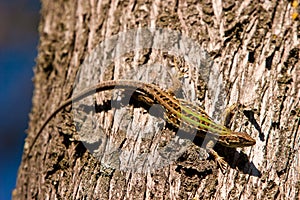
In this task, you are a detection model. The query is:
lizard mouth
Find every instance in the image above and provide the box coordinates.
[219,132,256,148]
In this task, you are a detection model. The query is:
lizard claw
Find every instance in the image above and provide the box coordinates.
[206,147,228,173]
[216,156,228,173]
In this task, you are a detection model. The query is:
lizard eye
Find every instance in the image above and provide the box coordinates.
[224,137,232,146]
[224,136,240,147]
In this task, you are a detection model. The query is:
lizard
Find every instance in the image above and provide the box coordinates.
[27,79,256,171]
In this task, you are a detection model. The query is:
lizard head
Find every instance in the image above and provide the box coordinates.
[219,131,256,148]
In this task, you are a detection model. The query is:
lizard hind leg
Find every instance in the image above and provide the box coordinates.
[131,92,167,119]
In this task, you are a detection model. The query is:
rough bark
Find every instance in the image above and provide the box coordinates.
[15,0,299,199]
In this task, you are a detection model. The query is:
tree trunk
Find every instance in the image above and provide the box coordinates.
[14,0,299,199]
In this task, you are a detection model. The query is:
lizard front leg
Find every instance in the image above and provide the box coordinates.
[205,139,227,173]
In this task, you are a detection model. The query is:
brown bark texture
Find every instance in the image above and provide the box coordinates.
[15,0,299,199]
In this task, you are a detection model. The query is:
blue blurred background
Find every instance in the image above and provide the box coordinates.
[0,0,40,199]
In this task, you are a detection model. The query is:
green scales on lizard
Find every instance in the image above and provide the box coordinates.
[27,79,256,171]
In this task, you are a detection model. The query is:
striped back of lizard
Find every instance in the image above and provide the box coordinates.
[28,79,255,154]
